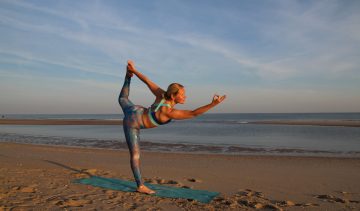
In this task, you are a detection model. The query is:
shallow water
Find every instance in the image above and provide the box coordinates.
[1,113,360,157]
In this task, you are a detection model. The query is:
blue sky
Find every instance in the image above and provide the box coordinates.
[0,0,359,114]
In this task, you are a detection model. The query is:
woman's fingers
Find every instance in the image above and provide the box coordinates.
[127,65,135,73]
[213,94,226,104]
[127,60,136,71]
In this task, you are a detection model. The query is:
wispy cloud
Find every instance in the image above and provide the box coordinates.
[4,0,358,80]
[0,0,359,113]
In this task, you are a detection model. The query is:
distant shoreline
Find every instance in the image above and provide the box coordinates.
[250,120,360,127]
[1,118,360,127]
[0,119,123,125]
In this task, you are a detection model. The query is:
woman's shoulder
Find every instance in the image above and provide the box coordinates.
[151,98,162,106]
[149,97,163,109]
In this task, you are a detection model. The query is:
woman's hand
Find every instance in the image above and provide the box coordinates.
[127,60,136,73]
[211,94,226,106]
[126,60,136,77]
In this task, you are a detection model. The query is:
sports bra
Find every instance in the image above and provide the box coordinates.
[148,98,172,126]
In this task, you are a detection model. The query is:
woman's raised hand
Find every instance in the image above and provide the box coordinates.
[127,60,136,73]
[211,94,226,106]
[126,60,136,77]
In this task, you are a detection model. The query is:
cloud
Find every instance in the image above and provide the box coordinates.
[1,0,359,113]
[4,0,358,82]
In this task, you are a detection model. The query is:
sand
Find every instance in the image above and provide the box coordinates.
[1,142,360,210]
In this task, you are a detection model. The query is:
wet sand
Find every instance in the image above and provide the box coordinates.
[1,142,359,210]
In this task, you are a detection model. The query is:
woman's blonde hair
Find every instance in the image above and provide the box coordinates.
[163,83,184,100]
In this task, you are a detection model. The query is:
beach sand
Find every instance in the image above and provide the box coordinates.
[1,142,359,210]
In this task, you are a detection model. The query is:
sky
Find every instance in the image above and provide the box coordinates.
[0,0,359,114]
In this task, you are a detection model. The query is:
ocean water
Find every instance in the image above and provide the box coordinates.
[1,113,360,157]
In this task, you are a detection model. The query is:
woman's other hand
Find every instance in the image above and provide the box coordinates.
[211,94,226,106]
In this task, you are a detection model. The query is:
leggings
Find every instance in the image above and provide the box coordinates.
[118,75,145,187]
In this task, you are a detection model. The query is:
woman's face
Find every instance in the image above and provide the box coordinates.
[174,88,186,104]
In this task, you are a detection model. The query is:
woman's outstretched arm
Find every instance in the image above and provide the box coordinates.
[166,95,226,120]
[127,60,165,99]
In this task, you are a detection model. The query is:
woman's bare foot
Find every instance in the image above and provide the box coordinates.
[126,63,134,77]
[137,185,155,194]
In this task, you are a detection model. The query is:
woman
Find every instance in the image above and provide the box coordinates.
[118,60,226,194]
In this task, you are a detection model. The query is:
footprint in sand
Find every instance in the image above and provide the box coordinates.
[11,186,21,191]
[187,178,202,183]
[166,179,179,184]
[144,178,158,184]
[229,189,318,210]
[71,168,100,179]
[145,178,183,187]
[280,200,295,206]
[105,190,119,199]
[0,193,8,200]
[20,186,36,193]
[157,179,167,184]
[236,189,265,198]
[181,185,193,189]
[84,168,98,174]
[56,199,92,207]
[298,202,320,207]
[314,194,351,203]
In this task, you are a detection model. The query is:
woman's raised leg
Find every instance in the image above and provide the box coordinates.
[118,71,134,111]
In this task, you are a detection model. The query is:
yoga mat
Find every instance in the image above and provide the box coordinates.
[73,176,219,203]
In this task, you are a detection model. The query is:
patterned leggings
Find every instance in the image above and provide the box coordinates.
[118,75,145,187]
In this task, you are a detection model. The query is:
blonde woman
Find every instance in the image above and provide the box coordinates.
[118,60,226,194]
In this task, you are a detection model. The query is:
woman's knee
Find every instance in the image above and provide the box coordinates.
[130,145,140,160]
[119,97,128,109]
[132,153,140,161]
[130,152,140,164]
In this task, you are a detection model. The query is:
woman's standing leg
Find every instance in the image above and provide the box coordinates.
[123,126,143,186]
[123,122,154,194]
[119,71,155,194]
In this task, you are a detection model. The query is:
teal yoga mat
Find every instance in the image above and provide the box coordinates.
[73,176,219,203]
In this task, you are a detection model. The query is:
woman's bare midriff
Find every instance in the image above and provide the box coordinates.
[142,109,156,129]
[141,107,172,129]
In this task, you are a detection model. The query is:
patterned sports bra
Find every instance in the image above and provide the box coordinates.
[148,98,172,126]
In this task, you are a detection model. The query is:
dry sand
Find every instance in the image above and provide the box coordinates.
[1,142,360,210]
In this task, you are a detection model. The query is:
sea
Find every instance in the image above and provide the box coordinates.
[1,113,360,157]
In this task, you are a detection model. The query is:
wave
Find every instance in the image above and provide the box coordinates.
[191,120,248,125]
[1,133,359,157]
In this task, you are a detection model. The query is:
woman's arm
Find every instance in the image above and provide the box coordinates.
[127,60,165,98]
[166,95,226,120]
